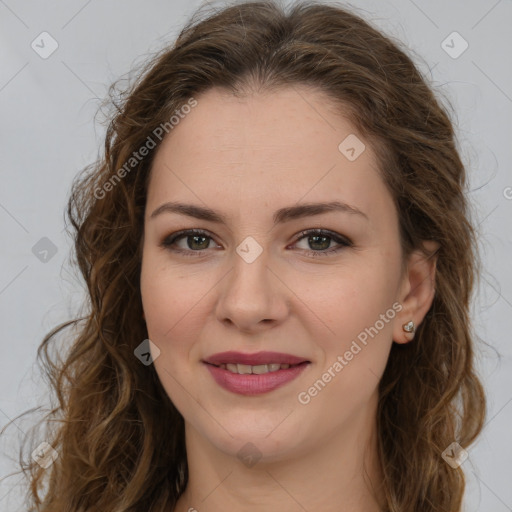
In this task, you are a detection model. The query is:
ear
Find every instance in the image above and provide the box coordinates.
[393,240,439,344]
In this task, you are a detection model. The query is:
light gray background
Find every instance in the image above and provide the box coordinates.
[0,0,511,510]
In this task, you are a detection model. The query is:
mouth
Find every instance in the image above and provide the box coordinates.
[202,351,311,395]
[204,360,309,375]
[203,350,310,367]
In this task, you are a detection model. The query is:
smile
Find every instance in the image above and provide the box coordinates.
[209,362,301,374]
[203,361,310,395]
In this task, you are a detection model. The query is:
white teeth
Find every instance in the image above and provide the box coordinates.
[220,363,296,374]
[237,364,252,374]
[252,364,270,374]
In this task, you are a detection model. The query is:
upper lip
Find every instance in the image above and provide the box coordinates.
[203,351,310,366]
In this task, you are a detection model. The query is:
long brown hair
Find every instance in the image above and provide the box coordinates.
[7,1,485,510]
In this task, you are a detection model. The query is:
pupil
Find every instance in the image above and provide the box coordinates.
[189,235,209,250]
[310,235,329,250]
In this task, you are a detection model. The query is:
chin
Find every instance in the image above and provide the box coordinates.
[190,413,312,464]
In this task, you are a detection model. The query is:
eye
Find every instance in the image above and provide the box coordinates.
[160,228,353,258]
[291,229,353,258]
[161,229,219,257]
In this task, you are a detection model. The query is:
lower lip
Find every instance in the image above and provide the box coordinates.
[204,362,310,395]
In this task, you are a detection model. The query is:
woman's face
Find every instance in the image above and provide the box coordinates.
[140,85,415,461]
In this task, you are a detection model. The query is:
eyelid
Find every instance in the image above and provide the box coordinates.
[161,228,220,248]
[292,229,353,247]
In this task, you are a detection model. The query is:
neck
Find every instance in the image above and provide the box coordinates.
[174,391,385,512]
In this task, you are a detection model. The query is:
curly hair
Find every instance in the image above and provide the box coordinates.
[6,1,485,510]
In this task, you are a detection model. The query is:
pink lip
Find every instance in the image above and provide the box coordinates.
[202,351,312,396]
[204,361,310,395]
[203,351,310,366]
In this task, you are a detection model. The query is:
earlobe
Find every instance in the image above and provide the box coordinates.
[393,240,439,344]
[399,320,416,343]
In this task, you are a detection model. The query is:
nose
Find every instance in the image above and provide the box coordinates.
[215,248,289,334]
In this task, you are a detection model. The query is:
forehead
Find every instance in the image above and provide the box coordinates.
[146,86,393,225]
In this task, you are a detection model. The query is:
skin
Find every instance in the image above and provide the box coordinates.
[140,85,438,512]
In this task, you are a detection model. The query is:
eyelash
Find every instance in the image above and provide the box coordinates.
[160,228,353,259]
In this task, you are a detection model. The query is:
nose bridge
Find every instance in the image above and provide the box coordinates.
[227,241,273,305]
[216,239,287,329]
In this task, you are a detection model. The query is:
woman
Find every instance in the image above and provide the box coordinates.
[15,1,486,510]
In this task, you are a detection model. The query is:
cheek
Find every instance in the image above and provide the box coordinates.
[305,261,398,334]
[297,279,397,422]
[300,259,399,385]
[140,250,222,402]
[140,251,206,339]
[140,253,207,410]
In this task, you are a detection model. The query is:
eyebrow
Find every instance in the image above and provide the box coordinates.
[150,200,368,224]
